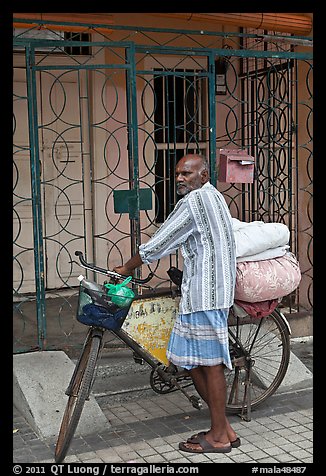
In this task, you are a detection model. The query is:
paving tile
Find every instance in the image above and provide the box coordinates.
[274,452,298,462]
[129,440,153,451]
[301,457,314,463]
[289,449,313,459]
[144,454,169,463]
[228,453,253,463]
[246,449,270,460]
[296,439,313,450]
[164,450,186,461]
[136,447,158,457]
[78,450,99,461]
[257,457,279,463]
[275,428,300,438]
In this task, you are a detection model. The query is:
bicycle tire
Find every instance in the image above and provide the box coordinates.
[225,308,290,413]
[54,332,102,463]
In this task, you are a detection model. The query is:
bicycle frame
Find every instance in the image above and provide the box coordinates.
[72,252,202,408]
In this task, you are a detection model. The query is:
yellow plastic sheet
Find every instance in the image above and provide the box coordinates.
[122,295,179,366]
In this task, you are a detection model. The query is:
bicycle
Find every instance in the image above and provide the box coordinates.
[54,251,291,463]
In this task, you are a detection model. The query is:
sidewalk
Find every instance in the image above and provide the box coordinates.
[13,339,313,465]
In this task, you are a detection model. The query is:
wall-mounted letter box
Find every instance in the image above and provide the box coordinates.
[218,149,255,183]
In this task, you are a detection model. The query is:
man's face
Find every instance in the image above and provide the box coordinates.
[175,157,208,196]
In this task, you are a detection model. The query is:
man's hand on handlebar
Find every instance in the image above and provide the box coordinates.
[113,265,133,277]
[114,253,144,278]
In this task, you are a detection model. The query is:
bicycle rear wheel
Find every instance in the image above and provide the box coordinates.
[54,330,102,463]
[226,308,290,414]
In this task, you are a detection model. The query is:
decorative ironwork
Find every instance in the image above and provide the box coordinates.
[13,21,313,353]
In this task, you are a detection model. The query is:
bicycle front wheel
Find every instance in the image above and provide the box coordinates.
[55,332,102,463]
[226,308,290,413]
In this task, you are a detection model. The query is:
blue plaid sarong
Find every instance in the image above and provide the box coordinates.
[166,309,232,370]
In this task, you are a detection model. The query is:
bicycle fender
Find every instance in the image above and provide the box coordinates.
[275,309,292,335]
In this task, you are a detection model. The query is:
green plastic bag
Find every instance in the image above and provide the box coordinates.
[104,276,135,308]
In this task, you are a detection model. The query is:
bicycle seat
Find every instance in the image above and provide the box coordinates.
[167,267,183,287]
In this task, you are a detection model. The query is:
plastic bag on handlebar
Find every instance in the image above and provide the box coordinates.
[104,276,135,308]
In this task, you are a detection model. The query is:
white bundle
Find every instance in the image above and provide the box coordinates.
[232,218,290,262]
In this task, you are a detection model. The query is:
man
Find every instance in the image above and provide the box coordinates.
[114,153,240,454]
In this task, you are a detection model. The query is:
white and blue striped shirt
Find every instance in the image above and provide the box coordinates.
[139,182,236,314]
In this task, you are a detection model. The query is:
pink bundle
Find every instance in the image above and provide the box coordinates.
[235,252,301,303]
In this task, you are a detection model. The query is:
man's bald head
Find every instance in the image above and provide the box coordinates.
[175,154,210,196]
[178,154,209,172]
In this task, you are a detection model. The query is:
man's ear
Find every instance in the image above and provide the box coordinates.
[201,169,209,183]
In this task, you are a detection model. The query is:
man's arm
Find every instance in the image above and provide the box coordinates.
[113,252,143,276]
[114,197,192,276]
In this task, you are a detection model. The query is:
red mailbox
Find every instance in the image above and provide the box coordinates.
[218,149,255,183]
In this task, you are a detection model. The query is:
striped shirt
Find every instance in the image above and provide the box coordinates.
[139,182,236,314]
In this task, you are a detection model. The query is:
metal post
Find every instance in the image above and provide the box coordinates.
[208,52,217,184]
[125,44,141,278]
[25,46,47,350]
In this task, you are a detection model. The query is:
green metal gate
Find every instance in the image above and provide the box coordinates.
[13,22,313,353]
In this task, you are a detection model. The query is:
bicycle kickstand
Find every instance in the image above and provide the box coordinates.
[240,363,252,422]
[170,377,203,410]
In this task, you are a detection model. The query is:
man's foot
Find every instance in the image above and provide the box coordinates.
[179,435,231,454]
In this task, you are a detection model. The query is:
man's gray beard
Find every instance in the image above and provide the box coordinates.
[176,187,190,196]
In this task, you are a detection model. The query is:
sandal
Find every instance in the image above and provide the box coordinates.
[179,435,232,454]
[187,431,241,448]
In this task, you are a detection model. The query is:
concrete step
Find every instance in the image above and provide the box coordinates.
[13,351,106,439]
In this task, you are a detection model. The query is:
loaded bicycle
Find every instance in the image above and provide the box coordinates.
[54,251,291,463]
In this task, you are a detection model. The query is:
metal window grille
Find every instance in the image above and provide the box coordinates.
[13,28,91,55]
[153,68,209,222]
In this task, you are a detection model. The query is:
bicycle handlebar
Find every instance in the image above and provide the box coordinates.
[74,251,154,285]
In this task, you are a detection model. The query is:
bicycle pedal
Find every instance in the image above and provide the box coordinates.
[133,353,145,365]
[190,395,203,410]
